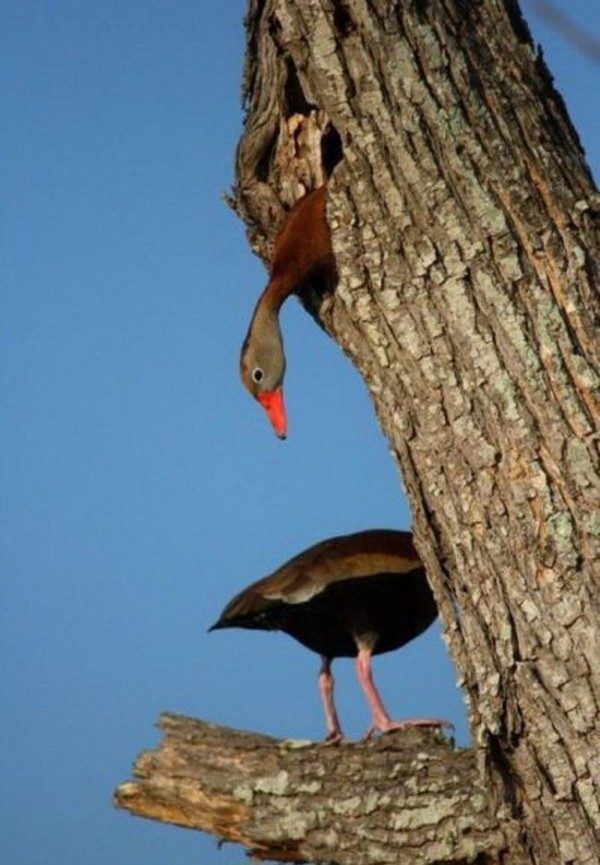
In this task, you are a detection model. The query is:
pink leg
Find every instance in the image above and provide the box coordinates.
[355,648,454,737]
[318,657,344,743]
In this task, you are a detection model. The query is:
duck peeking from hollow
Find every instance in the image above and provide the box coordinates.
[240,185,336,438]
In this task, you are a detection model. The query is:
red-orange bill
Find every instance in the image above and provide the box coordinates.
[257,387,287,439]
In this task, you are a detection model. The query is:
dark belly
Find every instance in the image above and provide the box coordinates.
[274,568,437,659]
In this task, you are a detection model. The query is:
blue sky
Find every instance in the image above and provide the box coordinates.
[2,2,598,863]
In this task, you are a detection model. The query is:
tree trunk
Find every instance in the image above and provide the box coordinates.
[228,1,600,864]
[116,2,599,862]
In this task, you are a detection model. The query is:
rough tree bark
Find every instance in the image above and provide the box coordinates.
[116,714,520,864]
[116,2,599,863]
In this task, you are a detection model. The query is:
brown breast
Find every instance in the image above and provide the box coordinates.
[267,185,335,308]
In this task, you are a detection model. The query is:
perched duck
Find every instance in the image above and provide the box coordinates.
[240,185,334,438]
[210,529,451,741]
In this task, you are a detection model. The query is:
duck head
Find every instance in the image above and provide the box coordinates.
[240,303,287,438]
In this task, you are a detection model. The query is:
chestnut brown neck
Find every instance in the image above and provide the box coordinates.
[262,185,334,312]
[260,271,295,314]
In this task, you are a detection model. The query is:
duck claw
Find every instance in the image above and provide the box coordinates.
[363,717,455,738]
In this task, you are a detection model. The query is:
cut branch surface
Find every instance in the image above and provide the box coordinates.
[115,713,522,864]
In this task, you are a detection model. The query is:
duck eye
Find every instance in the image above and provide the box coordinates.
[252,367,264,383]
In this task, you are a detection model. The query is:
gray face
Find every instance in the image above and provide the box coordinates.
[240,305,286,398]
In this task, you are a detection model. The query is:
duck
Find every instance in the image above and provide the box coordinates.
[210,529,451,741]
[240,184,335,438]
